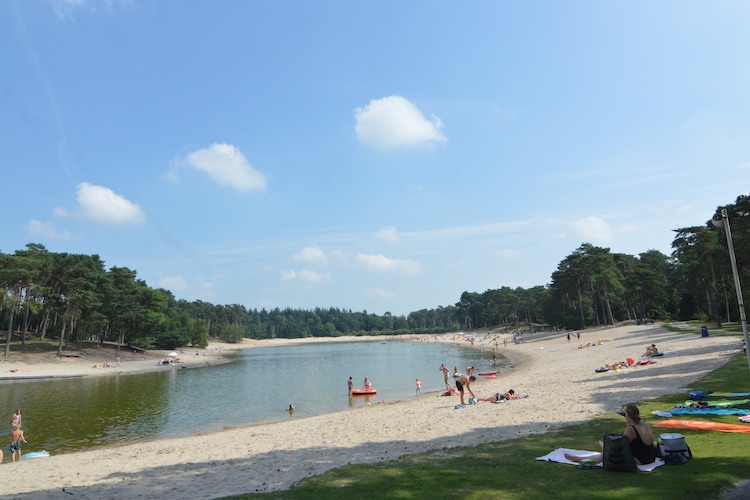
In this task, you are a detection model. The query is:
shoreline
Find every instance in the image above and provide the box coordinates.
[0,324,745,498]
[0,334,420,381]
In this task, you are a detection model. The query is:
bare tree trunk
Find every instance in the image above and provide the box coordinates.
[590,283,601,327]
[602,282,615,325]
[21,301,30,347]
[64,315,76,350]
[77,319,84,351]
[723,276,731,324]
[576,281,586,330]
[4,308,15,359]
[39,308,52,341]
[57,316,67,357]
[710,260,721,327]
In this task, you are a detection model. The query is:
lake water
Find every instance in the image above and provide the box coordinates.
[0,339,506,455]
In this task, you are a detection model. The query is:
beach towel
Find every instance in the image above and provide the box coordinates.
[651,411,673,418]
[739,415,750,423]
[670,407,750,416]
[683,399,750,407]
[535,449,664,472]
[690,391,750,399]
[654,420,750,434]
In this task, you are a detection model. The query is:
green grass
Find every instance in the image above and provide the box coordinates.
[666,320,747,336]
[225,356,750,500]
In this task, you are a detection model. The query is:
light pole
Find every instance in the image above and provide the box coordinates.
[712,209,750,373]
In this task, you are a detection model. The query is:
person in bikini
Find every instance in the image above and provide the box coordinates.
[565,405,656,465]
[478,389,520,402]
[439,364,451,390]
[10,409,21,430]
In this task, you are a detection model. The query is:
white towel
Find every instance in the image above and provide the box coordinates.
[536,448,665,472]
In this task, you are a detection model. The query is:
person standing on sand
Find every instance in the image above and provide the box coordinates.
[415,378,422,396]
[10,409,21,430]
[455,374,476,406]
[10,426,27,462]
[439,363,450,390]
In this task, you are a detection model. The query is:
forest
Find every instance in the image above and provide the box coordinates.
[1,193,748,355]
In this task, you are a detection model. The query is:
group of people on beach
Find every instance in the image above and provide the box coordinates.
[1,408,27,463]
[438,362,525,406]
[439,363,476,406]
[346,376,374,394]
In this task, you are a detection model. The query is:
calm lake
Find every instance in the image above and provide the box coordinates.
[1,339,505,455]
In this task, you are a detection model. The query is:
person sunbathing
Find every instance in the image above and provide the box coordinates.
[645,344,659,356]
[478,389,520,402]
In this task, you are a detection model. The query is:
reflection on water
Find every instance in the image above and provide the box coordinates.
[0,340,506,454]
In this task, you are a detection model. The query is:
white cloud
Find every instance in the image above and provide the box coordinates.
[157,275,188,292]
[52,0,124,20]
[183,143,267,192]
[573,216,613,244]
[366,287,396,300]
[354,96,447,149]
[294,245,327,265]
[197,281,216,301]
[52,0,88,19]
[26,220,72,240]
[62,182,146,224]
[374,226,399,242]
[492,249,522,259]
[280,269,331,283]
[257,299,276,309]
[355,253,423,275]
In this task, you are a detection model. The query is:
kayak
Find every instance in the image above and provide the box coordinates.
[479,371,497,376]
[351,388,377,395]
[654,420,750,434]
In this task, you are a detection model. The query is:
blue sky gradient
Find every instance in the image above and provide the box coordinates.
[3,1,749,315]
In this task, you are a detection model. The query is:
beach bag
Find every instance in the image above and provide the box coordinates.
[657,433,692,464]
[602,434,638,472]
[468,396,477,405]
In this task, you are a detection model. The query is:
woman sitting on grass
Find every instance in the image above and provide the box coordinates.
[564,405,656,465]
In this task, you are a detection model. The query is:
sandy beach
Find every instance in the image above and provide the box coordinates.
[0,323,744,499]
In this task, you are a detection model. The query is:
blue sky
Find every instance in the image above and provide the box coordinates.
[2,1,749,316]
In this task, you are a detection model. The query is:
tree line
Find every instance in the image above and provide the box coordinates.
[1,194,747,355]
